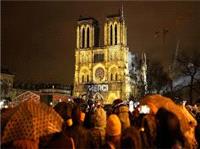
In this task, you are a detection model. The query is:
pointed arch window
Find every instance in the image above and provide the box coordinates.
[87,75,89,82]
[111,73,113,81]
[115,24,117,45]
[115,73,118,81]
[87,28,90,48]
[110,25,113,45]
[82,28,85,48]
[82,75,84,83]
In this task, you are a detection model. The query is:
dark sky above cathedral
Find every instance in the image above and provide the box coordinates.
[2,1,200,85]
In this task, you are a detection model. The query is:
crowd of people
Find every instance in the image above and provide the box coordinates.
[1,94,200,149]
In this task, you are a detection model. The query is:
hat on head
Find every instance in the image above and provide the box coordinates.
[54,102,73,121]
[117,106,130,130]
[106,114,121,136]
[92,107,106,128]
[72,105,85,125]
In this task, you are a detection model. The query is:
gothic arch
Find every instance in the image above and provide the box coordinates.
[87,27,90,48]
[108,65,118,81]
[114,24,117,45]
[110,24,113,45]
[76,26,80,48]
[93,92,104,101]
[80,67,90,83]
[82,27,85,48]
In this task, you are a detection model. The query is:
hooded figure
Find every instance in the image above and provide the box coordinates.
[67,105,89,149]
[104,114,121,149]
[89,107,107,148]
[121,127,142,149]
[134,114,157,148]
[113,101,130,131]
[54,102,73,127]
[41,102,75,149]
[156,108,185,149]
[84,99,95,129]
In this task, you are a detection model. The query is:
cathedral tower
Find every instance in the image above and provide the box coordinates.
[73,10,131,104]
[76,17,99,49]
[104,9,127,46]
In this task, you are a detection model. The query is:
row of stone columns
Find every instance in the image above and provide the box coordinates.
[77,25,94,49]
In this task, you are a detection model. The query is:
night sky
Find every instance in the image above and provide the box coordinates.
[2,1,200,85]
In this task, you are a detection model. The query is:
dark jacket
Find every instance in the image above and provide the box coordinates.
[43,133,74,149]
[89,127,106,149]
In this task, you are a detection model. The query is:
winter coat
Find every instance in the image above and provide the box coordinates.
[42,133,74,149]
[67,124,89,149]
[89,127,106,149]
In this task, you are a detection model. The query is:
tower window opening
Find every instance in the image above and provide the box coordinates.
[87,75,89,82]
[115,74,118,81]
[110,25,113,45]
[111,73,113,81]
[82,75,84,83]
[115,24,117,45]
[82,28,85,48]
[87,28,90,48]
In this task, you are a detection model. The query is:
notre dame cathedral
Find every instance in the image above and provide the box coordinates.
[73,8,147,104]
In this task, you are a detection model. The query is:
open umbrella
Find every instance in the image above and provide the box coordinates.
[2,98,64,144]
[1,91,40,133]
[140,94,197,148]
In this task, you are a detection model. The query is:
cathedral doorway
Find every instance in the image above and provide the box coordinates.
[93,92,104,103]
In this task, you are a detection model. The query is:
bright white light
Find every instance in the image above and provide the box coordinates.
[50,102,53,106]
[138,105,150,114]
[133,102,140,108]
[129,101,134,112]
[0,100,5,109]
[183,100,187,106]
[4,105,8,109]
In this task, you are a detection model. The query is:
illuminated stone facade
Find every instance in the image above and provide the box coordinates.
[73,12,133,104]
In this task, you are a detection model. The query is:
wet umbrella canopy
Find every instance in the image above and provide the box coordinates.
[140,94,197,148]
[2,99,63,144]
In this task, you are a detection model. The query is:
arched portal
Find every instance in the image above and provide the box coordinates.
[93,92,104,101]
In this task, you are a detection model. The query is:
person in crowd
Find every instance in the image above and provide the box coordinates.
[40,102,74,149]
[155,108,185,149]
[66,104,90,149]
[121,127,142,149]
[140,114,157,148]
[112,99,123,107]
[41,133,75,149]
[104,114,121,149]
[84,99,95,129]
[54,102,74,129]
[89,106,107,149]
[112,99,130,131]
[104,104,113,117]
[128,110,135,126]
[133,109,157,149]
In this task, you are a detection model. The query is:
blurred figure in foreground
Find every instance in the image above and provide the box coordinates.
[89,107,107,149]
[156,108,185,149]
[121,127,142,149]
[104,114,121,149]
[67,105,89,149]
[112,99,130,131]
